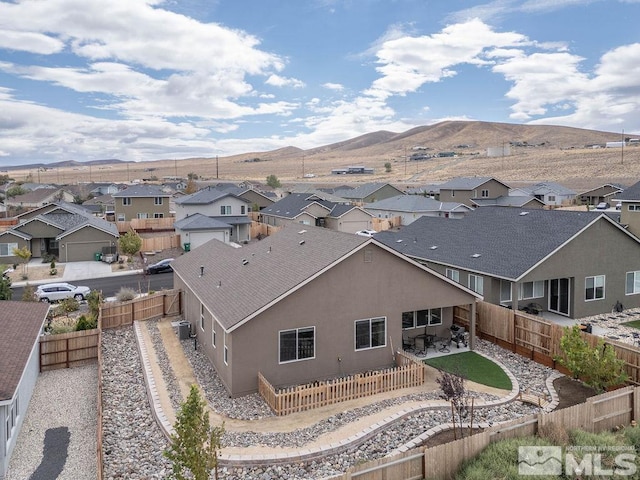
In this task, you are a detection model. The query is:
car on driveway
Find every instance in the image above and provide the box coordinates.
[35,282,91,303]
[146,258,174,274]
[355,230,377,237]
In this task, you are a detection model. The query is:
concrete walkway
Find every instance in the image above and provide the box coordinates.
[134,317,539,466]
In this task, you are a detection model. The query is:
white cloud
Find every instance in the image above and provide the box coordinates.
[322,82,344,91]
[265,74,306,88]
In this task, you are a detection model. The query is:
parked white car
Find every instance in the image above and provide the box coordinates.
[35,282,91,303]
[355,230,377,237]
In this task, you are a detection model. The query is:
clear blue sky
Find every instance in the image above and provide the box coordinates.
[0,0,639,166]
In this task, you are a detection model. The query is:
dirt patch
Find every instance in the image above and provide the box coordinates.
[553,376,598,410]
[421,427,485,447]
[5,264,65,283]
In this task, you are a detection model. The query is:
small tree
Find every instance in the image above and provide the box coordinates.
[436,369,471,439]
[0,276,11,300]
[266,174,281,189]
[556,325,627,392]
[12,246,32,277]
[164,385,224,480]
[184,178,197,194]
[118,231,143,258]
[21,283,35,302]
[5,185,26,198]
[384,162,392,173]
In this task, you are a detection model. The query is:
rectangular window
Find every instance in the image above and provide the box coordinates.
[548,195,556,202]
[200,304,205,331]
[223,332,228,365]
[468,274,484,295]
[122,197,131,206]
[416,310,429,327]
[401,311,415,329]
[153,213,164,218]
[626,271,640,295]
[520,281,544,300]
[446,268,459,282]
[154,197,163,205]
[241,205,246,215]
[220,205,231,215]
[585,275,605,301]
[0,242,18,256]
[279,327,315,363]
[481,189,489,198]
[629,205,640,212]
[355,317,386,350]
[212,320,216,348]
[429,308,442,325]
[117,214,125,222]
[402,309,441,328]
[137,213,148,219]
[500,280,512,303]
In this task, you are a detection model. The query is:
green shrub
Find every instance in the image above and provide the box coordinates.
[86,290,102,317]
[75,314,97,331]
[116,287,137,302]
[49,317,77,334]
[623,425,640,452]
[59,297,80,313]
[21,283,35,302]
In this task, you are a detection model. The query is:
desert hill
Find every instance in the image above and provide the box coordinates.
[5,121,639,192]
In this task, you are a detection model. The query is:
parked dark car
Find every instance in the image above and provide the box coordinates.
[146,258,174,274]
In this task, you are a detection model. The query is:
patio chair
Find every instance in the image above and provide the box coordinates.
[402,332,416,353]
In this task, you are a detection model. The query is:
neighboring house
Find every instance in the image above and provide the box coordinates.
[260,192,373,233]
[472,195,546,209]
[613,180,640,239]
[405,184,442,199]
[4,187,75,210]
[332,183,404,205]
[217,184,275,211]
[364,195,473,225]
[82,193,115,215]
[1,202,119,263]
[172,225,480,397]
[376,207,640,319]
[577,183,625,206]
[174,213,232,250]
[518,181,576,206]
[112,184,171,221]
[89,183,121,196]
[174,186,251,244]
[0,301,50,480]
[437,177,511,207]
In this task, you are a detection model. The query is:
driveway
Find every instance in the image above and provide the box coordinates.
[62,261,113,282]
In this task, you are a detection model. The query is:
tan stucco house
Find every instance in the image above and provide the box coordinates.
[112,184,171,221]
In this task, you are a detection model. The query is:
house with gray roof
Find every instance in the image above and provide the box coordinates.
[376,206,640,319]
[172,225,480,397]
[0,301,50,480]
[173,213,233,250]
[112,184,171,221]
[260,192,373,233]
[472,195,545,209]
[364,195,472,225]
[613,180,640,239]
[518,181,576,206]
[332,183,404,205]
[174,186,251,244]
[0,202,119,263]
[4,187,75,211]
[577,183,625,206]
[437,177,511,207]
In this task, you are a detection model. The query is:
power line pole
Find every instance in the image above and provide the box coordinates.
[622,129,625,165]
[216,155,219,179]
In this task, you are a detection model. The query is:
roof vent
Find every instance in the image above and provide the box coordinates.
[430,245,438,250]
[298,229,307,234]
[396,239,403,243]
[199,265,204,277]
[299,240,305,245]
[242,259,249,265]
[519,211,529,216]
[217,280,221,288]
[471,253,481,258]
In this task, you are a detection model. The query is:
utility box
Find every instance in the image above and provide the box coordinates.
[178,321,191,340]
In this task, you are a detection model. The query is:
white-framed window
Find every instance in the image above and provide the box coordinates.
[117,214,125,222]
[154,197,163,205]
[223,332,228,365]
[241,205,246,215]
[200,304,205,331]
[585,275,605,301]
[212,319,216,348]
[154,213,164,218]
[137,213,148,219]
[0,242,18,257]
[481,189,489,198]
[220,205,231,215]
[468,274,484,295]
[548,195,556,202]
[519,281,544,300]
[355,317,386,350]
[629,205,640,212]
[279,326,315,363]
[626,271,640,295]
[122,197,131,206]
[5,395,18,443]
[446,268,459,282]
[500,280,512,303]
[402,308,442,329]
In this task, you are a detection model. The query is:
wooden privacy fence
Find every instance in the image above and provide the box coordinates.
[101,289,181,329]
[259,352,425,416]
[40,327,100,371]
[250,221,282,239]
[332,385,640,480]
[141,234,180,252]
[114,217,175,233]
[455,301,640,384]
[371,216,402,231]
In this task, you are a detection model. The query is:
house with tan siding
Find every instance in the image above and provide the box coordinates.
[112,184,171,221]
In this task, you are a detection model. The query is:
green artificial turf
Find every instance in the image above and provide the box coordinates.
[622,320,640,330]
[424,351,512,390]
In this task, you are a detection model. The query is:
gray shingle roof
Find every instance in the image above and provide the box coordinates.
[174,186,249,205]
[615,180,640,201]
[437,177,503,190]
[375,207,609,280]
[0,301,49,401]
[112,184,170,197]
[471,196,543,207]
[172,225,368,331]
[519,182,576,196]
[365,195,469,212]
[174,213,232,231]
[261,193,333,219]
[333,183,400,199]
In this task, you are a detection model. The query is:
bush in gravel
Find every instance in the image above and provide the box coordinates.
[21,283,35,302]
[76,314,97,331]
[49,316,77,334]
[59,297,80,313]
[116,287,137,302]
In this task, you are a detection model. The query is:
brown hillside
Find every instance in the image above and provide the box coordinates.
[8,121,638,192]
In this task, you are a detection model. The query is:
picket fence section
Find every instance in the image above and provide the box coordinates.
[259,351,424,416]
